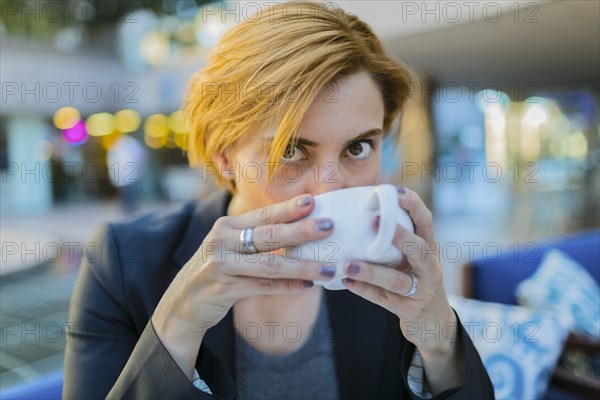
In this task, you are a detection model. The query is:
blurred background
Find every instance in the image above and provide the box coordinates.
[0,0,598,397]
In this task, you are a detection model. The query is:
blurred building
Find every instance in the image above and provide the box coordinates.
[1,0,224,216]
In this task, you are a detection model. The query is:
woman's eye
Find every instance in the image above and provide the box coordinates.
[346,140,373,160]
[281,144,305,162]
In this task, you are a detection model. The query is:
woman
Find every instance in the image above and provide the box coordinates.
[64,2,494,399]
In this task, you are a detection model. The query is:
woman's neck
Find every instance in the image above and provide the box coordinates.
[233,286,324,355]
[227,193,248,217]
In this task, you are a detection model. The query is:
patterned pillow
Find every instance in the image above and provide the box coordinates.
[449,295,572,400]
[516,249,600,340]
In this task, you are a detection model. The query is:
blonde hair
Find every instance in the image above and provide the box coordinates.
[183,1,412,192]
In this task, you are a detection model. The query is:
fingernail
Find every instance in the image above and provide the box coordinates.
[396,186,407,197]
[319,266,336,277]
[317,219,333,231]
[303,280,314,288]
[344,278,355,286]
[347,263,361,276]
[297,196,310,207]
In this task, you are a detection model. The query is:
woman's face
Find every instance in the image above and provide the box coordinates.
[220,72,386,214]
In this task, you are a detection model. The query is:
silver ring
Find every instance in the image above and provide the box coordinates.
[402,272,417,297]
[240,227,259,254]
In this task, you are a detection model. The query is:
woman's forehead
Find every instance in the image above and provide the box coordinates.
[294,74,385,144]
[247,73,385,152]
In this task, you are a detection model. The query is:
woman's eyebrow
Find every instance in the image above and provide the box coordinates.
[263,128,383,148]
[342,128,384,147]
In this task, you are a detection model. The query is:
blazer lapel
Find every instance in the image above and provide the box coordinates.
[325,289,389,400]
[202,308,237,384]
[172,189,232,268]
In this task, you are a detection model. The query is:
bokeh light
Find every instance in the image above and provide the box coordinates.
[167,110,190,134]
[174,22,197,44]
[86,113,116,137]
[567,131,588,159]
[34,140,54,161]
[115,109,141,133]
[174,133,188,150]
[144,134,168,149]
[63,120,88,145]
[144,114,169,137]
[195,3,234,47]
[101,131,124,150]
[523,101,549,127]
[476,90,511,113]
[139,31,170,66]
[53,107,81,130]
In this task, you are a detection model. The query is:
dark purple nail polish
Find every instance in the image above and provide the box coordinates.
[303,280,314,288]
[396,186,407,197]
[348,263,360,276]
[297,196,310,207]
[319,266,336,277]
[317,219,333,231]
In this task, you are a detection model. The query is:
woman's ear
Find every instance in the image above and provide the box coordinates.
[212,150,236,182]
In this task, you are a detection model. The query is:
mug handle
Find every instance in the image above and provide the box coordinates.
[365,184,398,260]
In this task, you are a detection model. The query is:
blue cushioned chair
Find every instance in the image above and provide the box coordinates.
[462,228,600,399]
[0,369,63,400]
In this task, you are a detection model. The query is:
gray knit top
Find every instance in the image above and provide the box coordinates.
[234,293,339,400]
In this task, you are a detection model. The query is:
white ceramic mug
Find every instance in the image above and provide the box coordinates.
[286,184,415,290]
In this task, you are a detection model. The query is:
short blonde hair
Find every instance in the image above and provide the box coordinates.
[183,1,412,192]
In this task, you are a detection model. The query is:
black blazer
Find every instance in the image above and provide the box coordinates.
[63,190,494,400]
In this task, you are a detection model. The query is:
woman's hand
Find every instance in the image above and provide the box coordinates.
[151,193,336,379]
[340,186,465,394]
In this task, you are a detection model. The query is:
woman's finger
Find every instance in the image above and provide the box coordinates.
[342,260,417,298]
[396,187,436,248]
[233,276,317,299]
[231,217,334,254]
[227,193,315,229]
[220,253,337,283]
[392,223,438,277]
